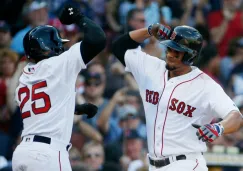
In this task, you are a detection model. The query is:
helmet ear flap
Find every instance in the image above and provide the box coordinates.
[182,50,197,65]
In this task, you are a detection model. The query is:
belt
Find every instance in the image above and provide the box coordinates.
[149,155,186,168]
[22,135,71,151]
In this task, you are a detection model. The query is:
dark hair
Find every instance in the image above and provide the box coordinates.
[228,37,243,56]
[126,8,144,23]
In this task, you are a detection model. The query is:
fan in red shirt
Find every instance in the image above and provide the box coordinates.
[207,0,243,58]
[0,49,18,132]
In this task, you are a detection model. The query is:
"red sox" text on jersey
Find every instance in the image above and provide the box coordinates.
[146,89,196,117]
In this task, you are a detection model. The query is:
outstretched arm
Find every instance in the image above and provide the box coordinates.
[59,4,106,64]
[112,24,171,66]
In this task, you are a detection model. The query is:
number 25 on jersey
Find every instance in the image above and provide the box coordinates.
[18,80,51,119]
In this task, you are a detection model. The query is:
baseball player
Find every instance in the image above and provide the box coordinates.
[12,5,106,171]
[112,23,243,170]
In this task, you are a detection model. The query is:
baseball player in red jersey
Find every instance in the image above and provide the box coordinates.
[12,5,106,171]
[112,23,243,170]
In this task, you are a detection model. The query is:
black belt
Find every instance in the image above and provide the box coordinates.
[33,135,51,144]
[22,135,70,151]
[149,155,186,168]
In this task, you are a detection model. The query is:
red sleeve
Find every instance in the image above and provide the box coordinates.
[207,11,223,29]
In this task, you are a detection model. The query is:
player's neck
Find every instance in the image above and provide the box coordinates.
[168,66,192,79]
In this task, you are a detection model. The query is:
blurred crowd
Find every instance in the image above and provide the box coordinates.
[0,0,243,171]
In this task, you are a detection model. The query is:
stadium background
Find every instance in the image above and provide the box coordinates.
[0,0,243,170]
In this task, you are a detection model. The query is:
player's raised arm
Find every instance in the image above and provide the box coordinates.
[112,23,171,66]
[59,4,106,64]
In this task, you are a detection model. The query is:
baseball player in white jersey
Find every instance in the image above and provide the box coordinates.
[112,23,243,170]
[12,5,106,171]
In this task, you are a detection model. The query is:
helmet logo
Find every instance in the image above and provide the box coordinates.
[68,8,74,15]
[170,32,177,40]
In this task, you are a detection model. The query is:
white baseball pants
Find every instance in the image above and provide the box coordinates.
[12,135,72,171]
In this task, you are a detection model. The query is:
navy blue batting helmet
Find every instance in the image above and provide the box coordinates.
[23,25,69,62]
[161,25,203,65]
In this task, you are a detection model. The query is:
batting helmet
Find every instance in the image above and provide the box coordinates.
[23,25,69,62]
[161,25,203,65]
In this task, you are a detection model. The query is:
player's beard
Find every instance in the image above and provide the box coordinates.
[165,63,176,71]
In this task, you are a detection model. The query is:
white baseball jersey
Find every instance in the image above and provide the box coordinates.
[15,42,86,144]
[124,47,239,158]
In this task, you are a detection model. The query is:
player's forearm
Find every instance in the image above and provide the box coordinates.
[96,99,117,133]
[129,28,151,43]
[77,16,106,64]
[220,110,243,134]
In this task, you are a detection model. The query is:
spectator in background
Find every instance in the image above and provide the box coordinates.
[90,0,106,27]
[104,105,146,164]
[125,90,145,123]
[0,21,12,50]
[207,0,243,57]
[118,104,146,139]
[125,9,145,32]
[63,24,81,49]
[72,112,103,152]
[78,62,121,144]
[220,37,243,88]
[121,129,146,171]
[157,0,172,25]
[0,49,18,163]
[103,58,138,98]
[105,0,122,33]
[98,10,142,99]
[194,24,220,84]
[72,162,93,171]
[105,129,145,170]
[48,18,65,38]
[81,141,120,171]
[44,0,69,17]
[97,87,145,144]
[119,0,136,27]
[143,0,160,26]
[227,62,243,97]
[10,1,48,55]
[0,49,18,128]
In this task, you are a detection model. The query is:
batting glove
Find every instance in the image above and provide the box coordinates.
[147,23,171,41]
[192,123,224,143]
[75,103,98,119]
[58,4,83,25]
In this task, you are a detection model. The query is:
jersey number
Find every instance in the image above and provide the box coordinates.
[18,80,51,119]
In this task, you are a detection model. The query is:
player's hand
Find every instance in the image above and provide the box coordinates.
[111,62,125,75]
[147,23,171,41]
[112,87,128,105]
[75,103,98,119]
[58,4,83,25]
[192,123,224,143]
